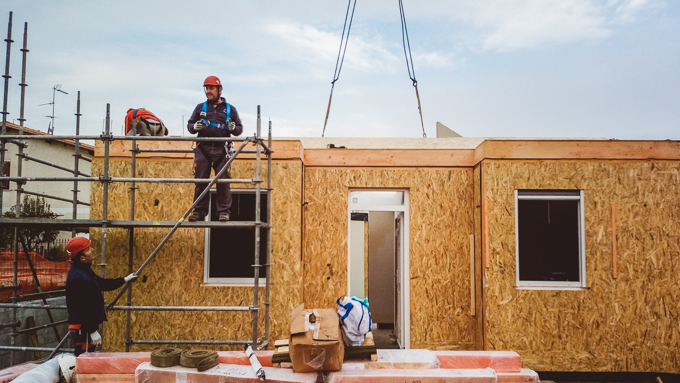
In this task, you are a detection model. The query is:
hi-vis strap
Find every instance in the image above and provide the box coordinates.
[200,101,231,130]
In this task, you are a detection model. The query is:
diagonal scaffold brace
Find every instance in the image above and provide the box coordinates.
[106,136,254,310]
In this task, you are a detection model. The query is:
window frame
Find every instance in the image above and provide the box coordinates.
[203,189,268,287]
[2,161,9,190]
[514,189,586,290]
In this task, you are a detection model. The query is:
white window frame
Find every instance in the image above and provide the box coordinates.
[515,189,586,290]
[203,189,267,287]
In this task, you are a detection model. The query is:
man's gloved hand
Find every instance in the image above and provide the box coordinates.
[124,273,138,283]
[90,331,102,346]
[193,121,204,132]
[228,121,236,132]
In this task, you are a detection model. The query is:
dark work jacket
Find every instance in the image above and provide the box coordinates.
[65,262,124,333]
[187,97,243,137]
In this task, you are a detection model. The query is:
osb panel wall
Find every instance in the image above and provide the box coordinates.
[303,167,476,350]
[90,157,302,351]
[483,160,680,373]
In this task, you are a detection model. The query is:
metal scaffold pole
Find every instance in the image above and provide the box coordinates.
[252,105,262,348]
[0,101,274,356]
[125,135,138,352]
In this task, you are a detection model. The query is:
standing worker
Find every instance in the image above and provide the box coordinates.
[65,237,136,356]
[187,76,243,222]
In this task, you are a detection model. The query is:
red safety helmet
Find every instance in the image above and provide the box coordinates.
[203,76,222,88]
[66,237,91,259]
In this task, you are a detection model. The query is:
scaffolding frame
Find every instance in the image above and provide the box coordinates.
[0,12,272,366]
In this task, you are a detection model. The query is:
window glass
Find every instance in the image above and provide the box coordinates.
[516,190,585,288]
[208,192,268,279]
[350,191,404,206]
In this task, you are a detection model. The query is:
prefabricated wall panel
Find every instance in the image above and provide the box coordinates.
[90,155,302,351]
[302,167,476,350]
[482,160,680,373]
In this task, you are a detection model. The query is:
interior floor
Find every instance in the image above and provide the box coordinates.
[372,328,400,349]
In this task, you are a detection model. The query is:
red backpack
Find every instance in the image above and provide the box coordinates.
[125,108,168,136]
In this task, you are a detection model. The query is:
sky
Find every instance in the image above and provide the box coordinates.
[1,0,679,140]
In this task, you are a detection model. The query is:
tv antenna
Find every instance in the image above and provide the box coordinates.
[39,84,68,134]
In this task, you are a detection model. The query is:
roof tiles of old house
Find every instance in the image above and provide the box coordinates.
[3,122,94,153]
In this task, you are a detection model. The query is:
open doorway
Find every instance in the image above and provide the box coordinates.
[348,190,409,349]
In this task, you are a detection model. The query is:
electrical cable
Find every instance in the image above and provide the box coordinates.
[322,0,357,137]
[399,0,427,138]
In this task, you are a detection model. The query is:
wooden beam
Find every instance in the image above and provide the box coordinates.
[303,149,476,167]
[469,234,475,316]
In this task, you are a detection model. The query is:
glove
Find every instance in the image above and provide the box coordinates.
[124,273,138,283]
[90,331,102,346]
[193,121,203,132]
[228,121,236,132]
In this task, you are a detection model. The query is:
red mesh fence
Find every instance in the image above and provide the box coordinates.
[0,250,70,302]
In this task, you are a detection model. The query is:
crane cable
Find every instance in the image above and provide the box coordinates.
[399,0,426,138]
[322,0,357,137]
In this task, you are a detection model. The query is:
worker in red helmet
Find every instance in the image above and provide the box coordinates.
[186,75,243,222]
[65,236,136,356]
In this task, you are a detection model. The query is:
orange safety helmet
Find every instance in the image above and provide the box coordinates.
[66,236,91,259]
[203,76,222,88]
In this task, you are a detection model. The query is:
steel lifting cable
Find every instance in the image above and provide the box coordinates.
[322,0,357,137]
[399,0,426,138]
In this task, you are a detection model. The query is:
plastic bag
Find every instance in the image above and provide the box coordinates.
[336,296,372,347]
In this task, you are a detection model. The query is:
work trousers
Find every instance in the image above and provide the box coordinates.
[69,328,95,356]
[192,144,232,217]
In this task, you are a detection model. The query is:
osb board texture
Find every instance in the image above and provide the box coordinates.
[482,160,680,373]
[473,165,483,350]
[302,168,476,350]
[89,157,302,351]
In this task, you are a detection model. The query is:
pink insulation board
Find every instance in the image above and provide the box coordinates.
[497,369,540,383]
[328,367,498,383]
[434,351,521,372]
[76,352,150,374]
[135,362,318,383]
[372,349,440,369]
[0,363,38,383]
[77,374,136,382]
[76,350,274,374]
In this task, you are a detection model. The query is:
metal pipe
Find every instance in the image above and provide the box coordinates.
[73,91,81,238]
[19,153,90,176]
[125,137,137,352]
[110,305,252,312]
[76,153,92,163]
[0,304,68,310]
[0,346,75,353]
[0,176,254,183]
[17,22,27,126]
[15,319,67,335]
[130,340,261,346]
[252,105,261,348]
[1,11,13,227]
[106,138,253,309]
[17,289,65,300]
[12,188,90,205]
[0,320,21,330]
[264,119,273,350]
[101,103,110,280]
[135,148,261,154]
[0,134,250,142]
[46,331,72,360]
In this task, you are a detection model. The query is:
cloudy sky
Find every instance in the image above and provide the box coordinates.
[1,0,679,140]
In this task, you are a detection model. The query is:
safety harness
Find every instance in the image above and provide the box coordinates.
[199,101,231,130]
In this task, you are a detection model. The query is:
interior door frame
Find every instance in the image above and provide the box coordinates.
[347,188,410,349]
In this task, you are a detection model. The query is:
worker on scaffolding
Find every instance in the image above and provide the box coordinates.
[187,75,243,222]
[65,237,136,356]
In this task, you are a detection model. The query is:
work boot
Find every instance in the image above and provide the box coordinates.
[219,214,230,222]
[188,213,205,222]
